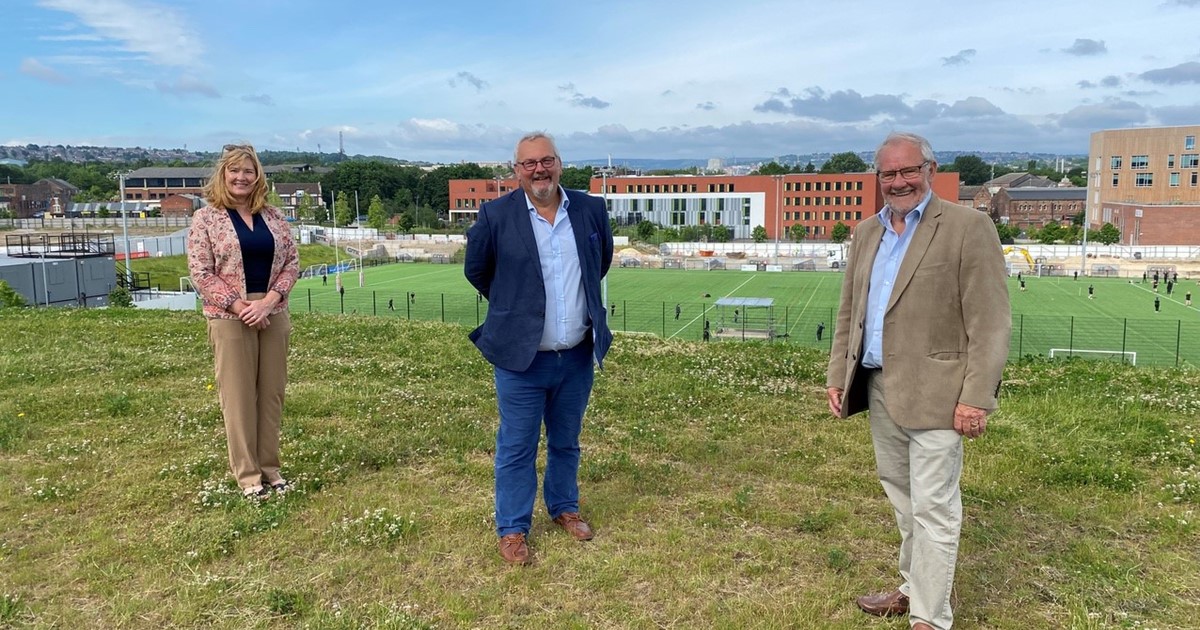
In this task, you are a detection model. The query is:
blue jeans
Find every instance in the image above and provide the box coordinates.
[493,340,595,536]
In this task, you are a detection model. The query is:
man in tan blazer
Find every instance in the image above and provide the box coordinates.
[826,132,1010,630]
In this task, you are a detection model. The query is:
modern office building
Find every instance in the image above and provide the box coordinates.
[1088,125,1200,245]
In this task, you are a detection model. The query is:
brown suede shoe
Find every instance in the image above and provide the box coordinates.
[498,533,530,565]
[552,512,594,541]
[856,590,909,617]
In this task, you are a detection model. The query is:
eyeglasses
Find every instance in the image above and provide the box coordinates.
[222,143,254,153]
[877,160,929,183]
[516,156,558,171]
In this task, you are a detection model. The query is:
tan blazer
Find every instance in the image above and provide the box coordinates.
[825,196,1011,429]
[187,205,300,320]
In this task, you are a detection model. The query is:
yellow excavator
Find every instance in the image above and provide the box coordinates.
[1003,246,1037,270]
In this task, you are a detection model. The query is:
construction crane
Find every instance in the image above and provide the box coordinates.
[1002,246,1037,270]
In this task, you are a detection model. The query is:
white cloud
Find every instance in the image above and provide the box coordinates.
[155,74,220,98]
[36,0,202,68]
[19,58,69,84]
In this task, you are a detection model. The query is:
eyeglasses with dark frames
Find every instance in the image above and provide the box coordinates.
[222,143,254,152]
[516,156,558,171]
[877,160,929,183]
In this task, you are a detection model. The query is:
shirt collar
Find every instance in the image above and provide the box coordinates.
[524,186,570,213]
[877,189,933,229]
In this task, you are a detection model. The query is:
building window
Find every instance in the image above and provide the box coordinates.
[1110,156,1122,170]
[626,185,632,193]
[855,212,863,220]
[1187,135,1196,150]
[1135,173,1154,187]
[1192,172,1198,187]
[1111,173,1119,187]
[804,182,812,191]
[671,211,685,226]
[1168,154,1176,168]
[729,184,735,192]
[1182,154,1199,168]
[1131,155,1149,169]
[1170,172,1180,187]
[822,211,830,220]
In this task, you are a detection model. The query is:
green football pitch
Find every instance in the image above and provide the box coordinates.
[291,264,1200,366]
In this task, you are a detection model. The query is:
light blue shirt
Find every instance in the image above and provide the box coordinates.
[528,187,588,351]
[861,191,932,368]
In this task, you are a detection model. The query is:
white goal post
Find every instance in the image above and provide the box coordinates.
[1048,348,1137,365]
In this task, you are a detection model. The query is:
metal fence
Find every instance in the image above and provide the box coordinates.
[289,290,1200,367]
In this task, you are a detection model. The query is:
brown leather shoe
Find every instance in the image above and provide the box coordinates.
[856,590,909,616]
[912,623,934,630]
[552,512,594,541]
[498,533,529,565]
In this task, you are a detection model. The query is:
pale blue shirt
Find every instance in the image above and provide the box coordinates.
[861,191,932,368]
[528,187,588,351]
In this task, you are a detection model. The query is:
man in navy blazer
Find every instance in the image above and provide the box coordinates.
[465,132,613,565]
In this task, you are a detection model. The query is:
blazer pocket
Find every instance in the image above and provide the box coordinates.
[914,261,952,277]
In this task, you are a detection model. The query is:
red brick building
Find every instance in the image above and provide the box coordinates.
[0,178,78,217]
[159,194,202,218]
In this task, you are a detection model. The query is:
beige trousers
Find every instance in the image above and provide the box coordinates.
[207,300,291,491]
[867,370,963,630]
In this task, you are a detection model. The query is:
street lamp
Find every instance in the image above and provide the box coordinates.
[119,172,132,287]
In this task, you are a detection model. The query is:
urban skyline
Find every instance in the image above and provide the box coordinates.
[4,0,1200,162]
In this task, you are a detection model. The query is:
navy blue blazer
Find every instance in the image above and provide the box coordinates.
[465,188,614,372]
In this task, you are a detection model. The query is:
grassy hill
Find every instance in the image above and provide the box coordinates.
[1,308,1197,628]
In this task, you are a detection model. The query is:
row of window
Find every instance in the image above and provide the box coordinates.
[125,178,205,188]
[1109,152,1199,170]
[785,180,864,192]
[784,196,865,206]
[783,211,864,221]
[1111,172,1200,187]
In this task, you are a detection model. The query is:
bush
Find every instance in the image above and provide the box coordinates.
[0,280,26,308]
[108,286,134,308]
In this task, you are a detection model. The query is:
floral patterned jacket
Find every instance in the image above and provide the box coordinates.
[187,204,299,320]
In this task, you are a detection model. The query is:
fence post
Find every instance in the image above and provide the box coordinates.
[307,288,311,313]
[1018,314,1023,358]
[1069,316,1074,354]
[622,300,626,332]
[1177,319,1182,366]
[372,291,377,316]
[1122,318,1127,362]
[441,293,446,323]
[662,302,666,338]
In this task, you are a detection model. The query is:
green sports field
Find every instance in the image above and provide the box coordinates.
[290,263,1200,366]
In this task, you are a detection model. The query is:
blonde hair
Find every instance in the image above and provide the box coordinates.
[203,143,268,212]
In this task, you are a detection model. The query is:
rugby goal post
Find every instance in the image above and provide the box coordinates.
[302,263,328,278]
[1048,348,1137,365]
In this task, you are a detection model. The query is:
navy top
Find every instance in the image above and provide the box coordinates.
[227,209,275,294]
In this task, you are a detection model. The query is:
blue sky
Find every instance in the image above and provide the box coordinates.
[4,0,1200,162]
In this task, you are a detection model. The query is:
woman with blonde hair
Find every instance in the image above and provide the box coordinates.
[188,143,299,500]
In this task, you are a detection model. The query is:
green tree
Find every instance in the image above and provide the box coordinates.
[821,152,869,174]
[1062,225,1083,245]
[753,162,789,175]
[560,166,593,190]
[334,191,353,227]
[830,222,850,243]
[995,222,1019,244]
[312,201,329,224]
[710,225,731,243]
[802,162,816,173]
[267,187,285,209]
[1095,222,1121,245]
[296,194,313,221]
[751,225,767,243]
[395,212,414,233]
[1036,222,1064,244]
[367,194,386,231]
[943,155,991,185]
[97,206,110,219]
[0,280,27,308]
[636,220,657,241]
[789,223,807,242]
